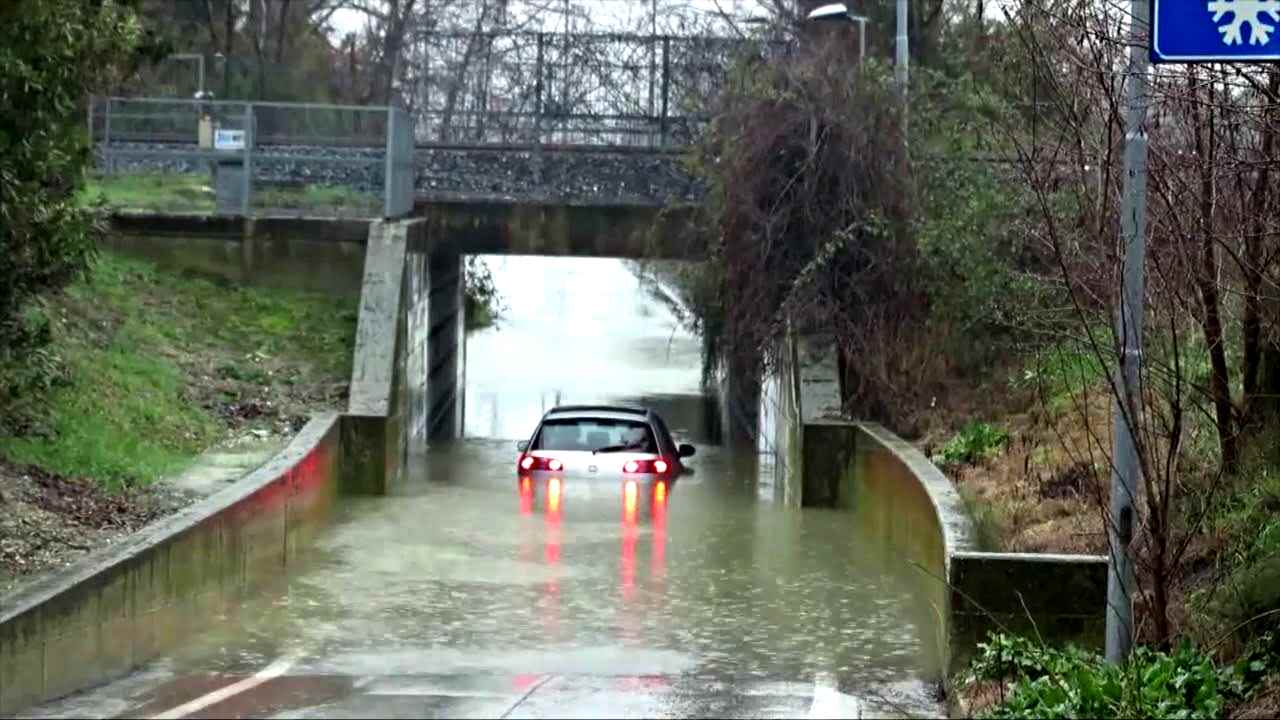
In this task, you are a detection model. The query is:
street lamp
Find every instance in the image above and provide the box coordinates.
[214,52,228,100]
[169,53,206,98]
[805,3,869,63]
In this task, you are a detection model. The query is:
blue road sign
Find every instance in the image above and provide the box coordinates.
[1152,0,1280,62]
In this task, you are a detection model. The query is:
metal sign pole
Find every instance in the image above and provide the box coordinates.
[1106,0,1151,664]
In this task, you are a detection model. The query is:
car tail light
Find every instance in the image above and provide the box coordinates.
[517,454,563,472]
[622,458,673,474]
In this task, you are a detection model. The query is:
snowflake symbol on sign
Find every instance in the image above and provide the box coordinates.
[1208,0,1280,45]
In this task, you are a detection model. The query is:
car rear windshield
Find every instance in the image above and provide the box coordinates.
[534,418,657,453]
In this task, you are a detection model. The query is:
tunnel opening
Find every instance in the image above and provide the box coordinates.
[460,254,722,448]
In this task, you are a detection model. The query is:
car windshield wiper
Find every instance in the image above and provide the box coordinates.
[592,444,631,454]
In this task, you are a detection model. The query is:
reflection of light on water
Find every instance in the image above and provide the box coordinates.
[519,476,533,515]
[464,256,701,439]
[652,484,667,588]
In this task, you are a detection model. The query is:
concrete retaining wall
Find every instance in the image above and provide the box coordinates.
[105,214,368,296]
[768,334,1110,682]
[949,551,1108,670]
[0,213,468,713]
[0,414,345,715]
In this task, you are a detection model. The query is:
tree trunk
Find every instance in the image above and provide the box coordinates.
[1192,71,1239,471]
[274,0,293,64]
[202,0,221,50]
[223,0,234,57]
[372,0,416,106]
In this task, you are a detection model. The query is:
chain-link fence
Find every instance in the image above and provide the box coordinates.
[88,97,415,218]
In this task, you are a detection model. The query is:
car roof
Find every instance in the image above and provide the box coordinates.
[543,404,652,421]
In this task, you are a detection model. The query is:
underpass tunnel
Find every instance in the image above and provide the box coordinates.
[458,254,713,445]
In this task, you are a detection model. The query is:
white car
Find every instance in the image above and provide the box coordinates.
[515,405,696,485]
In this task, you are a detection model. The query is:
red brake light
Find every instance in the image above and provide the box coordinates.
[622,458,672,474]
[517,454,564,472]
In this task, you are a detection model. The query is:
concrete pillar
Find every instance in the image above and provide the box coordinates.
[714,342,761,450]
[426,247,465,441]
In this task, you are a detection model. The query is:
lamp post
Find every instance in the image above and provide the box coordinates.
[807,1,909,216]
[804,3,870,63]
[169,53,206,98]
[214,53,230,101]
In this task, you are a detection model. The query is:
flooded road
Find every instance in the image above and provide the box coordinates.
[22,257,943,719]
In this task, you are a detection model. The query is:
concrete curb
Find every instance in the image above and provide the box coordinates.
[0,413,345,715]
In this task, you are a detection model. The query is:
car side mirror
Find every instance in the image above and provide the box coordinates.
[678,443,696,458]
[517,440,529,452]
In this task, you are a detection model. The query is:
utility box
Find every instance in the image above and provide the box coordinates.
[214,158,245,215]
[213,126,248,215]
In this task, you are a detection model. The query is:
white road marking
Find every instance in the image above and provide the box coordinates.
[809,672,863,719]
[149,655,297,720]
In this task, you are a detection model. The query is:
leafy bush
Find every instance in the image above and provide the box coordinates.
[1,0,154,432]
[464,256,504,329]
[936,421,1010,467]
[970,633,1225,719]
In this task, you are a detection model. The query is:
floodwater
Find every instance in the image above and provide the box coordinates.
[23,256,944,719]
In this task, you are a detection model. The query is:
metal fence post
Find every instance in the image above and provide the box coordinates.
[384,106,395,218]
[103,98,113,176]
[242,103,252,216]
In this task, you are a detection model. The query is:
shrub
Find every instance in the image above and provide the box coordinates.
[936,421,1010,467]
[969,633,1225,719]
[464,256,504,330]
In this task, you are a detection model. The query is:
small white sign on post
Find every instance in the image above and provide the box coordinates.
[214,128,245,151]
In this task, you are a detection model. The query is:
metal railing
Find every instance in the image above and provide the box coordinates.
[411,30,786,148]
[88,97,415,218]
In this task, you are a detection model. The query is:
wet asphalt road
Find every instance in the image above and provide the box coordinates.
[19,258,943,719]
